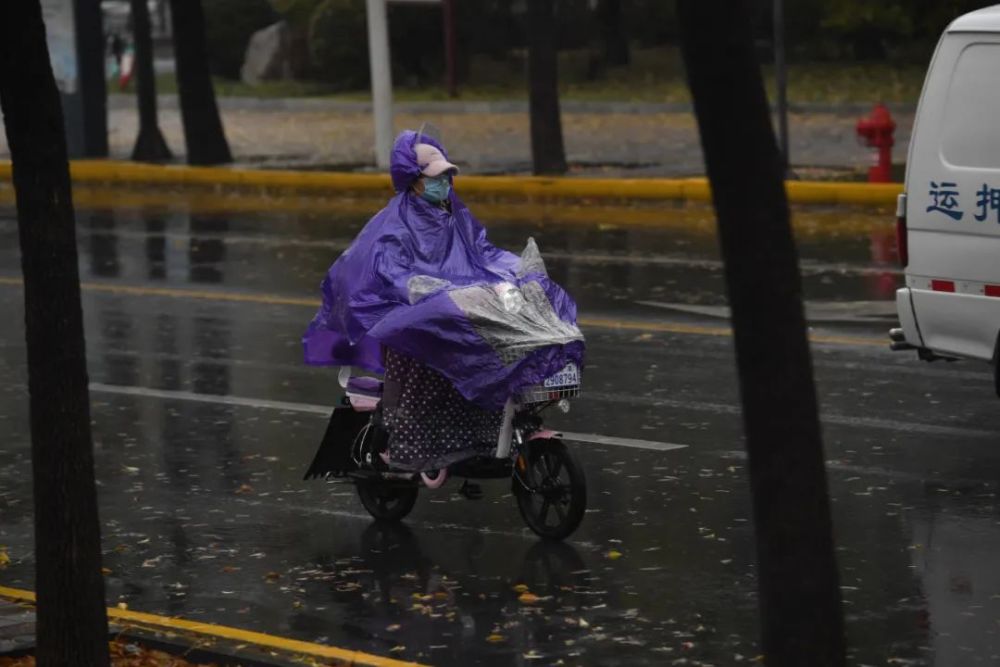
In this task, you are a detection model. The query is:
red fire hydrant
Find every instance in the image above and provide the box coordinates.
[856,102,896,183]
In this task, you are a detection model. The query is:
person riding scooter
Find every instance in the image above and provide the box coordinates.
[302,129,584,475]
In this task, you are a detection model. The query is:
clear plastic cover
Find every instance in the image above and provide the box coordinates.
[449,280,583,365]
[407,275,453,305]
[516,237,548,278]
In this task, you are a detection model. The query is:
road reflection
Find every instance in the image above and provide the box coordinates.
[291,520,597,665]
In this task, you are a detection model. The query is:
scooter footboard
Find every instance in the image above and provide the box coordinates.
[303,408,372,480]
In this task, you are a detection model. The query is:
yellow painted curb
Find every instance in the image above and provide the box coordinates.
[0,585,426,667]
[0,160,902,206]
[0,184,895,239]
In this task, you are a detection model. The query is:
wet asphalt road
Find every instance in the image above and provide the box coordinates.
[0,197,999,666]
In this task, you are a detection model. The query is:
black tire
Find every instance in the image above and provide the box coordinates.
[357,480,418,522]
[514,439,586,540]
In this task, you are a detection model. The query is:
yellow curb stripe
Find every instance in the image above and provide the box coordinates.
[0,183,895,238]
[0,276,886,347]
[577,315,884,347]
[0,160,902,206]
[579,315,733,337]
[0,277,316,307]
[0,585,425,667]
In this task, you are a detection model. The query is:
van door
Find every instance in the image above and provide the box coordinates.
[905,31,1000,361]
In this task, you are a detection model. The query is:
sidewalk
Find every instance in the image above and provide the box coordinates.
[1,96,914,177]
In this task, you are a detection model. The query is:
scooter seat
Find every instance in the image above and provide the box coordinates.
[346,376,383,398]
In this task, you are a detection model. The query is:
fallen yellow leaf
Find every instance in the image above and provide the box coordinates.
[513,584,529,593]
[486,634,506,643]
[607,550,623,560]
[518,592,540,604]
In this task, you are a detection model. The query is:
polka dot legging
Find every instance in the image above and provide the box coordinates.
[381,347,503,472]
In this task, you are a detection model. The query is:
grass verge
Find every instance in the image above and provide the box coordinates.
[130,48,925,105]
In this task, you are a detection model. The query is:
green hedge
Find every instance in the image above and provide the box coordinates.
[306,0,369,88]
[204,0,278,78]
[207,0,993,89]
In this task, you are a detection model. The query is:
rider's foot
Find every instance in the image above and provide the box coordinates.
[458,480,484,500]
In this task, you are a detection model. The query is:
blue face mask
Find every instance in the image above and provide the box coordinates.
[420,175,451,204]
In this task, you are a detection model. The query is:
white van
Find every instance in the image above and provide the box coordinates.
[892,5,1000,396]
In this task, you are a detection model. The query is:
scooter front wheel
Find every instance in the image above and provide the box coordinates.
[356,480,419,522]
[514,439,586,540]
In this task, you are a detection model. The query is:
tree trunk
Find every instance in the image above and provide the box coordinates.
[74,0,109,156]
[526,0,566,175]
[0,3,111,667]
[676,2,846,666]
[597,0,630,67]
[169,0,232,165]
[130,0,172,162]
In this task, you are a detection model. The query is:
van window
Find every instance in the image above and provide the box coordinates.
[941,42,1000,169]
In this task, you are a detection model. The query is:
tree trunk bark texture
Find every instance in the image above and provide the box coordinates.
[0,3,111,666]
[168,0,232,165]
[597,0,630,67]
[526,0,566,175]
[74,0,109,157]
[130,0,172,162]
[676,1,847,665]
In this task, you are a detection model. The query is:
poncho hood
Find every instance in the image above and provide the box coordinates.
[389,130,451,193]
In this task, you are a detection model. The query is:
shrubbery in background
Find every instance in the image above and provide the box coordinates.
[307,0,368,88]
[201,0,995,90]
[203,0,277,78]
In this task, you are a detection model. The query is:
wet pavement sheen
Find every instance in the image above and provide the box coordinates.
[0,198,998,666]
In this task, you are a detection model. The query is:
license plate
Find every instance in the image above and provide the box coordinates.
[544,363,579,388]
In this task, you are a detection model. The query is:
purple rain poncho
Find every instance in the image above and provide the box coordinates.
[302,131,584,410]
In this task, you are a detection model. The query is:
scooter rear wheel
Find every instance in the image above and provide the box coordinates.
[357,480,418,522]
[514,439,586,540]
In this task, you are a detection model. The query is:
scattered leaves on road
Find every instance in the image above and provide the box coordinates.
[0,640,219,666]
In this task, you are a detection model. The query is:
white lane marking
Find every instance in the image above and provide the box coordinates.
[88,383,688,454]
[718,450,995,487]
[586,390,1000,440]
[89,382,331,415]
[560,431,687,452]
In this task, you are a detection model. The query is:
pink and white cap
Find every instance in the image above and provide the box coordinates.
[415,142,459,177]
